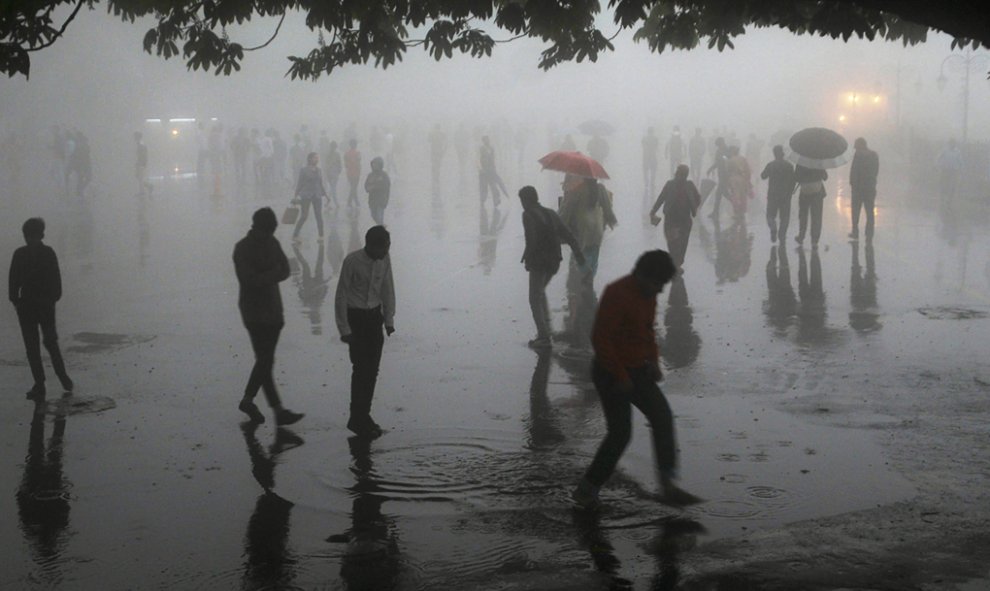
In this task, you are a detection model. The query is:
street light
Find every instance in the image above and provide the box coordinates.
[935,48,990,144]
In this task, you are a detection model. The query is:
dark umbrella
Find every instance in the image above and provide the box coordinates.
[538,150,610,179]
[787,127,849,169]
[577,119,615,136]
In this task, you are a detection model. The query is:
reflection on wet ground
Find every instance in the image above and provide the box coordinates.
[0,165,988,589]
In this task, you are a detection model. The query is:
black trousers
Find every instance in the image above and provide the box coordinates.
[244,323,283,409]
[797,193,824,244]
[766,194,792,239]
[347,307,384,422]
[850,189,875,238]
[583,363,677,488]
[17,303,69,389]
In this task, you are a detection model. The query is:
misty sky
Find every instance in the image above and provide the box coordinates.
[2,7,988,147]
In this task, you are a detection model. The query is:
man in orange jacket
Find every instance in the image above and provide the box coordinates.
[573,250,702,509]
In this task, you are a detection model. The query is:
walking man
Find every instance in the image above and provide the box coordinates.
[760,145,796,243]
[9,218,73,400]
[233,208,304,426]
[365,157,391,226]
[335,226,395,439]
[572,250,702,510]
[848,138,880,241]
[344,140,362,208]
[794,164,828,247]
[519,186,584,349]
[705,137,729,218]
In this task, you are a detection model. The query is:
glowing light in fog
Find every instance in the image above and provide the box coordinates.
[171,129,179,137]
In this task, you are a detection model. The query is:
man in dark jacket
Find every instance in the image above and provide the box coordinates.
[760,145,796,243]
[519,185,585,349]
[233,208,304,426]
[9,218,73,400]
[848,137,880,241]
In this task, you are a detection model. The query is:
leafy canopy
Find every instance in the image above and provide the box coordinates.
[2,0,988,79]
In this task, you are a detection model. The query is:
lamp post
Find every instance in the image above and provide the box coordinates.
[936,48,990,144]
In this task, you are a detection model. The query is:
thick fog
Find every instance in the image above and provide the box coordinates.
[2,9,987,165]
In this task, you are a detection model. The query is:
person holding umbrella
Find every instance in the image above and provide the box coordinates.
[788,127,849,247]
[794,164,828,247]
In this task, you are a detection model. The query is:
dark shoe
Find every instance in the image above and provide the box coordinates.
[658,484,704,508]
[571,479,600,510]
[26,385,45,400]
[239,400,265,424]
[59,375,74,392]
[275,408,305,426]
[528,336,552,349]
[794,234,804,245]
[347,417,383,439]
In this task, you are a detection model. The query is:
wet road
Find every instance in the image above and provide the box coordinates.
[1,150,989,590]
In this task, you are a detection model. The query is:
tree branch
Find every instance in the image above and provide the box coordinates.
[25,0,86,53]
[242,12,286,51]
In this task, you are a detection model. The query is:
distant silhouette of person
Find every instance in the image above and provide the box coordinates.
[9,218,73,400]
[665,126,685,178]
[688,128,706,184]
[848,137,880,241]
[705,137,729,219]
[68,131,91,197]
[478,136,508,206]
[429,123,447,192]
[18,406,72,581]
[335,226,395,439]
[587,134,609,164]
[323,140,342,209]
[849,241,880,332]
[240,421,303,589]
[936,138,963,206]
[650,164,701,272]
[134,131,153,196]
[292,152,327,242]
[794,164,828,247]
[726,145,752,218]
[572,250,703,510]
[233,208,304,426]
[344,139,362,208]
[365,156,391,226]
[760,145,796,243]
[642,127,660,191]
[518,185,584,349]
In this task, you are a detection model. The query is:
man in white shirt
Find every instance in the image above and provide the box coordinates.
[335,226,395,438]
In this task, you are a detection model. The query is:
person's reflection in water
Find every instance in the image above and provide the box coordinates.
[291,243,330,335]
[796,247,827,344]
[479,203,506,275]
[712,216,753,284]
[526,350,565,449]
[327,437,402,590]
[764,246,796,336]
[240,422,304,590]
[660,277,701,369]
[430,193,446,239]
[849,242,881,332]
[17,399,73,586]
[571,509,705,591]
[137,195,150,267]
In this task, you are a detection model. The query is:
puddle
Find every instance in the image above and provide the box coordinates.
[41,395,116,416]
[66,332,156,353]
[917,307,987,320]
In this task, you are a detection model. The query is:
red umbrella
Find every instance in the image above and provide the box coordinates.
[538,150,610,180]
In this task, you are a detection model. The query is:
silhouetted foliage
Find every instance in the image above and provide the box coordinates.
[2,0,988,79]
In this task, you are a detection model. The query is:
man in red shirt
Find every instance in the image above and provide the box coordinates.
[573,250,702,509]
[344,139,362,208]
